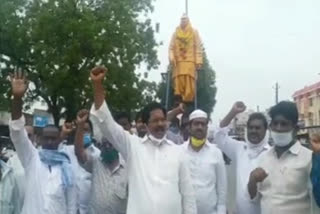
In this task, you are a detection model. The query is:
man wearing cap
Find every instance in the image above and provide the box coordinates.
[183,109,227,214]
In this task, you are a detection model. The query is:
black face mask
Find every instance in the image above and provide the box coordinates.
[101,149,119,164]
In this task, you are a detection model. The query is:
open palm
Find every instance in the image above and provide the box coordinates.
[11,71,28,98]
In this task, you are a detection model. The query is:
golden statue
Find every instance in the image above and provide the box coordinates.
[169,14,203,103]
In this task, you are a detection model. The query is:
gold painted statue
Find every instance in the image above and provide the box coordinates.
[169,14,203,103]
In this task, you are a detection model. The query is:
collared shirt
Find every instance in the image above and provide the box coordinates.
[90,101,196,214]
[214,127,270,214]
[82,154,127,214]
[311,153,320,208]
[61,144,101,214]
[256,141,313,214]
[9,117,77,214]
[182,141,227,214]
[0,160,20,214]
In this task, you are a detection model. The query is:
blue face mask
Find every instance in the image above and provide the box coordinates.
[83,133,92,147]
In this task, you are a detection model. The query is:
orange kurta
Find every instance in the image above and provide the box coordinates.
[169,23,203,102]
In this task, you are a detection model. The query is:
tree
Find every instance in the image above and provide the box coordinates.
[158,49,217,116]
[0,0,159,125]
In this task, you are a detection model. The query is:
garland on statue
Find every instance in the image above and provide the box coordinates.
[176,23,194,59]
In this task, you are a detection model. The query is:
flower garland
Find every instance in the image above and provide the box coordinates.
[176,23,194,59]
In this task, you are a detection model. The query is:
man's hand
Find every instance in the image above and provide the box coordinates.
[90,66,107,110]
[76,109,89,126]
[177,103,185,114]
[60,122,74,139]
[90,66,107,83]
[250,168,268,183]
[10,69,29,98]
[231,101,246,115]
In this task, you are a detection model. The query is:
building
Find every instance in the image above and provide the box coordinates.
[293,81,320,144]
[293,81,320,127]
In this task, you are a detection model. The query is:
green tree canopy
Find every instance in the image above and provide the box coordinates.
[0,0,159,125]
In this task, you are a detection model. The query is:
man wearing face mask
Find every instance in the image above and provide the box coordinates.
[9,71,77,214]
[214,102,270,214]
[89,66,196,214]
[248,101,317,214]
[74,109,127,214]
[60,120,101,214]
[183,109,226,214]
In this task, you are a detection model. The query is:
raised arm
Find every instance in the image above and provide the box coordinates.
[90,66,132,161]
[9,70,37,168]
[74,110,89,164]
[215,102,246,160]
[167,103,184,122]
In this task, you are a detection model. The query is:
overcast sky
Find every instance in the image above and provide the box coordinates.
[145,0,320,122]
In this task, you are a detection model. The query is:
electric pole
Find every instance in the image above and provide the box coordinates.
[185,0,189,15]
[273,82,280,104]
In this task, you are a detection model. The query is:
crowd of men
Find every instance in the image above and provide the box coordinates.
[0,67,319,214]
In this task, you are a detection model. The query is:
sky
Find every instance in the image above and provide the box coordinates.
[144,0,320,122]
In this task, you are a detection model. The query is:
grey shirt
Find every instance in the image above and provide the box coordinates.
[82,154,128,214]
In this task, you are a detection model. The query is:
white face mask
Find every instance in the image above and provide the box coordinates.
[271,130,293,147]
[148,134,166,146]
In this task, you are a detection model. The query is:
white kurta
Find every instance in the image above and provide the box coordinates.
[90,101,197,214]
[183,141,227,214]
[9,117,77,214]
[214,127,270,214]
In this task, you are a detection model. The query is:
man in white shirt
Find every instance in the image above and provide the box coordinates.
[59,122,101,214]
[183,109,226,214]
[6,124,34,212]
[8,71,77,214]
[0,144,21,214]
[215,102,270,214]
[74,109,128,214]
[248,101,314,214]
[88,66,196,214]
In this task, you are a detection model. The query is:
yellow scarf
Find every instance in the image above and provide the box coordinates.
[191,137,206,147]
[176,23,194,49]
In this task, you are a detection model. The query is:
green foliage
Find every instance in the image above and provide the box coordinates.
[158,50,217,116]
[0,0,159,124]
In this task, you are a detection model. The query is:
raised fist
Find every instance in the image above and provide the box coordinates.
[231,101,246,114]
[90,66,107,83]
[77,109,89,125]
[10,69,29,98]
[250,167,268,183]
[62,122,74,136]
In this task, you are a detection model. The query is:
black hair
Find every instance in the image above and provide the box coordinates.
[135,110,143,122]
[141,102,167,124]
[115,112,131,123]
[247,113,268,129]
[269,101,298,125]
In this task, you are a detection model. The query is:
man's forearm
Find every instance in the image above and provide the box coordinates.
[220,110,237,128]
[74,125,87,164]
[248,178,258,199]
[11,97,23,120]
[93,82,105,110]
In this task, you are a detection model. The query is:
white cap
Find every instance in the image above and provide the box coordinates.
[189,109,208,121]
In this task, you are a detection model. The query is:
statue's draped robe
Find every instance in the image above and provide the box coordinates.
[169,23,203,102]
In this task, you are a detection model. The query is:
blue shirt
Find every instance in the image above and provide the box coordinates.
[311,153,320,207]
